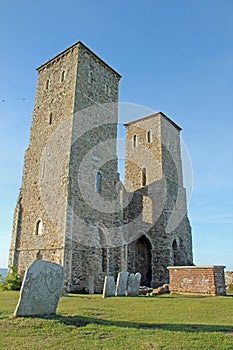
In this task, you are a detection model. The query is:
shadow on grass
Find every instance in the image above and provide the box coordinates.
[40,314,233,334]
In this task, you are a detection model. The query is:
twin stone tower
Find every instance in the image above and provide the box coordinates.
[9,42,193,293]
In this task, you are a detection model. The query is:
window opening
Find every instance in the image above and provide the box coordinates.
[142,167,147,186]
[45,79,50,90]
[105,84,111,96]
[49,112,52,125]
[147,130,152,143]
[61,70,65,82]
[133,135,137,147]
[88,71,93,84]
[35,219,43,235]
[96,172,102,193]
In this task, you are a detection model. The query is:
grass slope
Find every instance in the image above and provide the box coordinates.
[0,292,233,350]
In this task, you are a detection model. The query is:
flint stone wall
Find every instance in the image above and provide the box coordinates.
[9,42,193,294]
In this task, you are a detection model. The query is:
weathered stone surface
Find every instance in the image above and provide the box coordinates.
[225,271,233,287]
[102,276,115,298]
[14,260,64,317]
[115,271,129,296]
[149,284,170,296]
[127,272,141,296]
[139,286,153,295]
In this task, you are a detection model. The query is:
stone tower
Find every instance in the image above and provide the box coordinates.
[9,42,122,292]
[123,113,193,287]
[9,42,193,292]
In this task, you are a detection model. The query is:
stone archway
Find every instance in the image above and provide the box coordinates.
[135,235,152,286]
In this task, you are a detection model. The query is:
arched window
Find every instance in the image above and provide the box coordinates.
[35,219,43,235]
[142,167,147,186]
[147,130,152,143]
[61,70,65,82]
[49,112,52,125]
[133,134,137,147]
[105,84,110,96]
[45,79,50,90]
[88,71,93,84]
[96,172,102,193]
[172,239,178,251]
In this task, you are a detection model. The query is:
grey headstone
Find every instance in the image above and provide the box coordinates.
[127,272,141,296]
[88,275,94,294]
[14,260,64,317]
[102,275,115,298]
[115,270,129,296]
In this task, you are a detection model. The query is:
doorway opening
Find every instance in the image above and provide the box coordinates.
[135,235,152,286]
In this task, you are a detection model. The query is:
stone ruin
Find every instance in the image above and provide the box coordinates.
[102,271,141,298]
[14,260,64,317]
[9,42,193,294]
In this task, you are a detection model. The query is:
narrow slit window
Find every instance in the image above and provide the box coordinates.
[147,130,152,143]
[142,167,147,186]
[88,71,93,84]
[96,172,102,193]
[61,70,65,82]
[45,79,50,90]
[105,84,111,96]
[133,135,137,147]
[49,112,52,125]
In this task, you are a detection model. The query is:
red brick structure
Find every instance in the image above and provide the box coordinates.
[167,266,226,296]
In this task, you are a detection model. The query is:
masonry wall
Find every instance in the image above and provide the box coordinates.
[123,113,193,288]
[168,266,226,296]
[63,43,122,292]
[9,44,79,276]
[9,43,194,294]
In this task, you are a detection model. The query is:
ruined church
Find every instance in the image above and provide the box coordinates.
[9,42,193,293]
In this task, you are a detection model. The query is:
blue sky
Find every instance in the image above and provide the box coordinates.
[0,0,232,270]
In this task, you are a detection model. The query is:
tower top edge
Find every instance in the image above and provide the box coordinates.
[36,41,121,78]
[123,112,182,131]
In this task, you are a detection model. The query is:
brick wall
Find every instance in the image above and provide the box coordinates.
[168,266,226,296]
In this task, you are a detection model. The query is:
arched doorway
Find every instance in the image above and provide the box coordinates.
[135,235,152,286]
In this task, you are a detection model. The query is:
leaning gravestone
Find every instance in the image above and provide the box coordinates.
[14,260,64,317]
[102,275,115,298]
[115,270,129,296]
[127,272,141,296]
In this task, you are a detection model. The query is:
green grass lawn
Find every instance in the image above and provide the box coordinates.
[0,292,232,350]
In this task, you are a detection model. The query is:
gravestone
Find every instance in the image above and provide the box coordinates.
[14,260,64,317]
[88,275,94,294]
[127,272,141,296]
[115,270,129,296]
[102,275,115,298]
